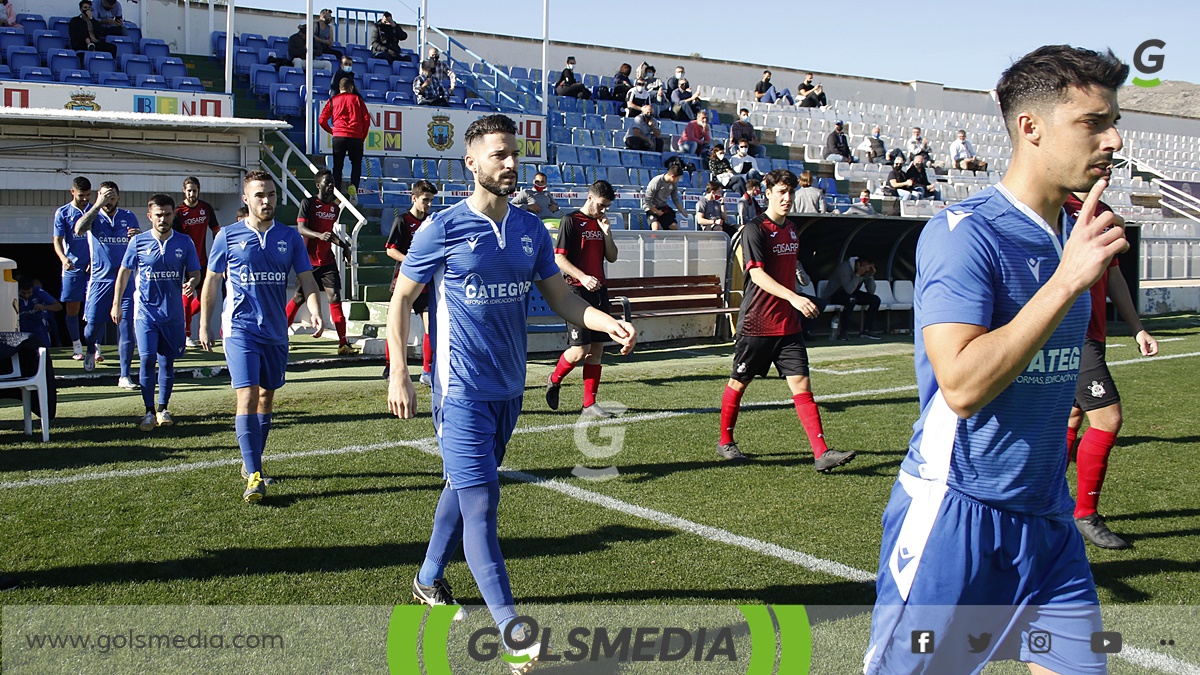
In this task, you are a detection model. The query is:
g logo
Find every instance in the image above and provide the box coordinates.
[1132,39,1165,88]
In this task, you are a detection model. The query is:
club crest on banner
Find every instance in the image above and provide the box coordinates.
[427,115,455,151]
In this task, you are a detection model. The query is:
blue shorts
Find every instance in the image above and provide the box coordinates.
[136,320,186,360]
[432,393,523,489]
[83,281,133,324]
[864,473,1102,675]
[224,333,288,391]
[61,270,89,303]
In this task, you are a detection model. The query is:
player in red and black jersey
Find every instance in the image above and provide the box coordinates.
[382,180,438,382]
[286,169,354,354]
[175,176,220,347]
[1063,192,1159,549]
[545,180,619,417]
[718,169,855,472]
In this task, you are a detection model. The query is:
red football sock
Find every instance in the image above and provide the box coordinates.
[329,301,347,345]
[422,333,432,373]
[183,295,196,337]
[1066,426,1079,463]
[385,341,390,362]
[793,392,829,458]
[719,385,744,446]
[1074,428,1118,519]
[284,298,300,326]
[582,364,601,408]
[550,354,576,385]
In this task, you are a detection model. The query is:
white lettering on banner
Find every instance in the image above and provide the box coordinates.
[0,82,231,117]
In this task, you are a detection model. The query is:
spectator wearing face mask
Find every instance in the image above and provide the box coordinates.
[555,56,591,99]
[636,63,668,115]
[845,190,877,216]
[69,1,117,58]
[612,63,634,103]
[729,108,765,158]
[824,120,856,163]
[678,109,711,156]
[624,110,664,152]
[670,78,701,121]
[729,141,763,180]
[856,125,889,164]
[0,0,23,29]
[330,54,357,97]
[625,78,654,118]
[510,172,560,216]
[709,146,747,195]
[800,83,827,108]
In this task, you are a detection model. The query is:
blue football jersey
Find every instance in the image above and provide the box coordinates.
[122,230,201,326]
[402,200,559,401]
[53,202,92,269]
[208,220,313,345]
[17,288,57,338]
[904,185,1090,519]
[89,208,141,290]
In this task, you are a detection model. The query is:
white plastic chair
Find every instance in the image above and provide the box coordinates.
[0,347,50,442]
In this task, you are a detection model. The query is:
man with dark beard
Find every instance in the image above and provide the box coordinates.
[385,115,637,665]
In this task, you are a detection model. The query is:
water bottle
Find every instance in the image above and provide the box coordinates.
[830,315,840,337]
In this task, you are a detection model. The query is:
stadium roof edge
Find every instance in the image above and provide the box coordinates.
[0,107,291,131]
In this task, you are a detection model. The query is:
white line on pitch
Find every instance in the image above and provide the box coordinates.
[1108,350,1200,367]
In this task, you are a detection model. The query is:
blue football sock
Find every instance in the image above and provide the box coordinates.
[118,314,134,379]
[235,414,262,475]
[457,482,516,630]
[83,320,101,354]
[139,353,155,411]
[65,314,80,343]
[419,483,463,586]
[257,412,272,453]
[158,355,174,408]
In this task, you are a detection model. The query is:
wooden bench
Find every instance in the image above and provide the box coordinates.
[525,274,737,333]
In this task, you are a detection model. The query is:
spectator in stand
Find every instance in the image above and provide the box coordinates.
[554,55,591,99]
[330,54,357,96]
[670,78,701,121]
[371,11,408,63]
[695,181,731,234]
[510,172,560,216]
[289,24,332,71]
[729,141,763,180]
[906,154,939,199]
[794,170,827,213]
[641,64,668,115]
[642,163,687,230]
[845,190,877,215]
[753,70,794,105]
[413,59,449,106]
[314,9,342,62]
[822,256,882,340]
[906,126,934,165]
[69,2,117,58]
[737,177,763,226]
[625,79,654,118]
[885,155,916,200]
[422,47,456,89]
[800,83,828,109]
[319,77,371,203]
[856,125,889,164]
[665,65,685,95]
[612,63,634,103]
[1,0,22,29]
[824,120,855,162]
[729,108,766,158]
[624,110,664,152]
[797,73,816,98]
[950,129,989,171]
[710,146,747,195]
[679,109,711,156]
[94,0,125,38]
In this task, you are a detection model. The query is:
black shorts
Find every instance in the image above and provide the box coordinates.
[567,285,609,346]
[1074,339,1120,411]
[309,264,343,303]
[730,332,810,382]
[647,207,677,228]
[412,292,429,315]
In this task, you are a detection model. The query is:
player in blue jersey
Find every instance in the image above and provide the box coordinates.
[75,181,142,386]
[16,276,62,348]
[199,171,324,504]
[865,46,1130,675]
[52,176,93,360]
[112,194,202,432]
[386,115,636,665]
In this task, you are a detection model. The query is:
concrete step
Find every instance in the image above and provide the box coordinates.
[357,265,396,285]
[359,284,394,302]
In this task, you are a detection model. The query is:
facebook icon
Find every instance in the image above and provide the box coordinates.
[911,630,935,654]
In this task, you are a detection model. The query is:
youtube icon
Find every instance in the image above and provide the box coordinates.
[1091,632,1123,654]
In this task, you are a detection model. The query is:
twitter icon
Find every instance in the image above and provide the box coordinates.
[968,633,992,653]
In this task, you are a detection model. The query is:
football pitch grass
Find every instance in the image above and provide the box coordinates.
[1,315,1198,673]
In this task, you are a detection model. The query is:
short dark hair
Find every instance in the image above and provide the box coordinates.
[244,170,273,188]
[566,55,575,62]
[79,0,91,9]
[746,178,761,190]
[856,256,875,266]
[464,114,517,149]
[183,176,200,189]
[996,45,1128,135]
[738,108,749,115]
[534,172,547,181]
[589,180,615,201]
[148,194,175,210]
[339,77,354,92]
[18,276,34,292]
[762,70,771,76]
[72,176,91,191]
[99,180,119,194]
[411,179,438,197]
[705,180,721,193]
[314,168,333,183]
[665,163,684,177]
[763,169,797,191]
[236,206,249,218]
[381,11,392,18]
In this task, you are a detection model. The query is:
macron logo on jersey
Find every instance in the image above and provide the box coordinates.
[467,235,481,251]
[462,273,532,305]
[1027,257,1041,283]
[946,210,971,231]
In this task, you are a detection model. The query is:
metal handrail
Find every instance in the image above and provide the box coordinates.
[422,25,541,112]
[1153,179,1200,225]
[261,129,370,301]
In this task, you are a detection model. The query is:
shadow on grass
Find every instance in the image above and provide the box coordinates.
[1118,435,1200,447]
[517,580,876,607]
[1091,557,1200,603]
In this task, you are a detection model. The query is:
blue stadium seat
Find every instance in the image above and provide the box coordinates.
[313,71,332,93]
[549,126,570,145]
[19,66,53,82]
[366,58,391,77]
[98,71,130,87]
[211,31,227,57]
[392,60,418,78]
[257,47,283,65]
[279,66,304,88]
[365,74,388,94]
[516,165,539,184]
[363,89,384,102]
[619,150,640,167]
[599,148,621,166]
[510,66,528,81]
[136,74,166,89]
[154,57,187,80]
[172,77,205,92]
[602,114,624,132]
[141,39,170,62]
[346,43,371,63]
[123,22,141,44]
[576,147,599,165]
[443,159,467,182]
[0,64,10,79]
[555,145,578,165]
[83,51,116,78]
[266,35,288,54]
[59,68,92,84]
[6,46,39,75]
[387,74,409,92]
[771,158,789,171]
[467,98,494,111]
[412,158,439,180]
[120,54,152,79]
[539,164,562,184]
[386,91,415,105]
[383,157,413,179]
[32,30,66,55]
[48,17,70,36]
[268,82,295,109]
[46,50,78,78]
[583,113,603,130]
[641,153,661,168]
[106,36,137,60]
[240,33,267,54]
[606,166,629,185]
[250,63,277,96]
[570,128,593,146]
[563,111,584,129]
[274,86,302,116]
[0,28,26,55]
[232,47,258,77]
[16,14,46,33]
